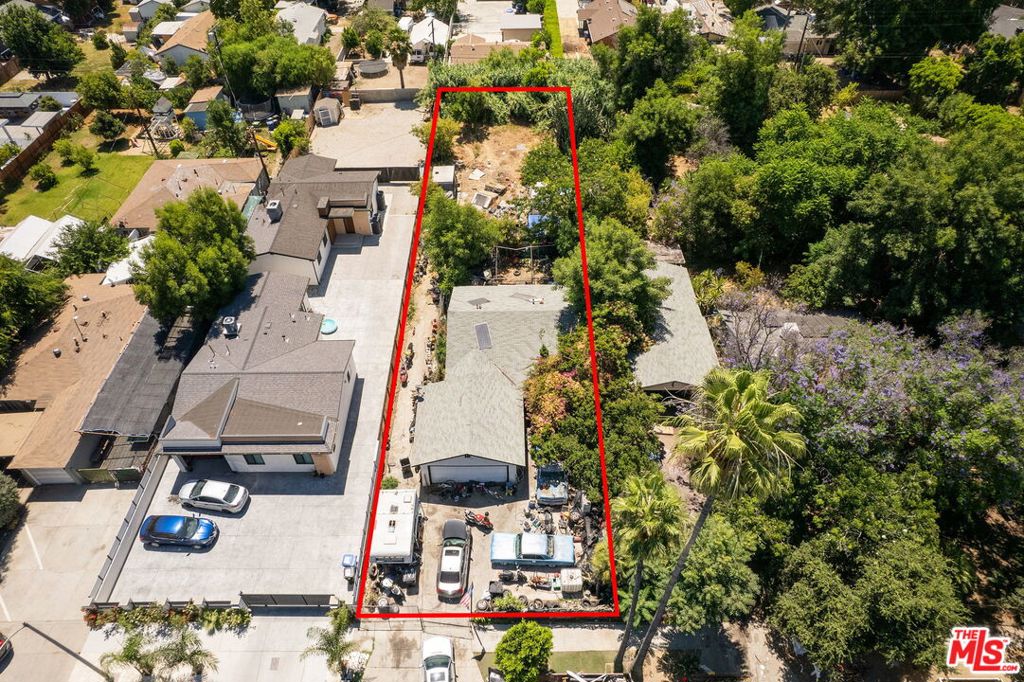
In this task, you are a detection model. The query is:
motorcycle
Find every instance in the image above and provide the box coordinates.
[465,510,493,531]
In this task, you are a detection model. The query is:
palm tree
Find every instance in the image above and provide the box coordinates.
[302,606,356,676]
[100,630,162,682]
[629,368,806,679]
[158,626,219,680]
[611,472,684,672]
[388,28,412,90]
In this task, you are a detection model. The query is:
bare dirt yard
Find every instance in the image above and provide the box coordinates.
[454,124,547,206]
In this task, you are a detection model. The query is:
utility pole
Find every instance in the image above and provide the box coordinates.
[127,87,159,157]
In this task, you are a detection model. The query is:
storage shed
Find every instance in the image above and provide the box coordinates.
[313,97,342,126]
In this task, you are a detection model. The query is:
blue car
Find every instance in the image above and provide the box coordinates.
[139,515,218,548]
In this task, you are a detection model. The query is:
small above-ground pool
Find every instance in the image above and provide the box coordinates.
[321,318,338,335]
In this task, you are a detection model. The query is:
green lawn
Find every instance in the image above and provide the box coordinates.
[544,0,563,58]
[0,127,154,224]
[477,650,615,678]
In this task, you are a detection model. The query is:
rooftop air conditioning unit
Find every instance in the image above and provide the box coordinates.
[267,199,282,222]
[221,316,240,337]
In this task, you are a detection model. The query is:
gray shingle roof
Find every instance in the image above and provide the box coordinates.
[446,285,570,385]
[409,351,525,467]
[161,272,355,450]
[247,154,378,260]
[79,313,198,438]
[634,262,718,391]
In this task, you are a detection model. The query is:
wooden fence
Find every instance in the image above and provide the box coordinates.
[0,99,88,186]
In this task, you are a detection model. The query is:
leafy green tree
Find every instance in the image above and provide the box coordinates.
[37,96,61,112]
[302,607,355,675]
[76,68,124,109]
[29,162,57,190]
[495,622,553,682]
[204,99,249,156]
[907,54,963,116]
[611,474,683,670]
[0,142,18,166]
[614,79,699,182]
[52,220,129,276]
[271,118,309,156]
[350,8,398,37]
[415,116,461,165]
[553,217,669,332]
[420,185,504,296]
[961,33,1024,104]
[652,154,753,261]
[0,256,67,370]
[631,369,805,678]
[0,473,21,528]
[767,62,838,118]
[72,146,96,173]
[110,41,127,68]
[577,138,652,232]
[707,12,784,150]
[133,188,255,322]
[182,54,211,89]
[857,539,967,668]
[666,514,759,634]
[219,35,334,99]
[341,26,360,52]
[89,111,126,143]
[787,112,1024,337]
[607,7,709,109]
[771,540,869,671]
[0,5,83,78]
[808,0,999,78]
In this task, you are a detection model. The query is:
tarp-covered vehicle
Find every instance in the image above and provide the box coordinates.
[536,463,568,506]
[490,532,575,567]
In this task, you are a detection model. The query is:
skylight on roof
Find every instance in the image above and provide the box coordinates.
[475,323,492,350]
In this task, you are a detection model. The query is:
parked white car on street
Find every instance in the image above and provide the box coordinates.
[423,636,455,682]
[176,479,249,513]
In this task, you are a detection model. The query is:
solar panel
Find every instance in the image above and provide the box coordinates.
[475,323,493,350]
[468,297,490,308]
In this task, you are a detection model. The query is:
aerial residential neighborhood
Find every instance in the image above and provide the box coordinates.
[0,0,1022,681]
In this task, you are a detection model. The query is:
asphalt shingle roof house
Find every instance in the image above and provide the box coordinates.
[577,0,637,46]
[247,154,381,285]
[111,158,268,234]
[159,272,358,475]
[0,275,147,485]
[634,261,719,393]
[276,1,327,45]
[411,285,569,486]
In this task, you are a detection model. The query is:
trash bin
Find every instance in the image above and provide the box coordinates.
[350,94,362,110]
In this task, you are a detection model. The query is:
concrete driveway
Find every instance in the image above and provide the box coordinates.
[311,103,426,171]
[108,185,419,607]
[0,484,136,682]
[456,0,518,41]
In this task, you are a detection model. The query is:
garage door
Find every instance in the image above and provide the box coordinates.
[425,464,510,485]
[22,467,77,485]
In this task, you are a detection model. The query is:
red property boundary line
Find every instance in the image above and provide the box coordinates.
[355,86,620,620]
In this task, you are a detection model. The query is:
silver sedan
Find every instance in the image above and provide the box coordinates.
[176,479,249,513]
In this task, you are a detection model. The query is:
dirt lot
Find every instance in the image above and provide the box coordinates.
[454,124,548,209]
